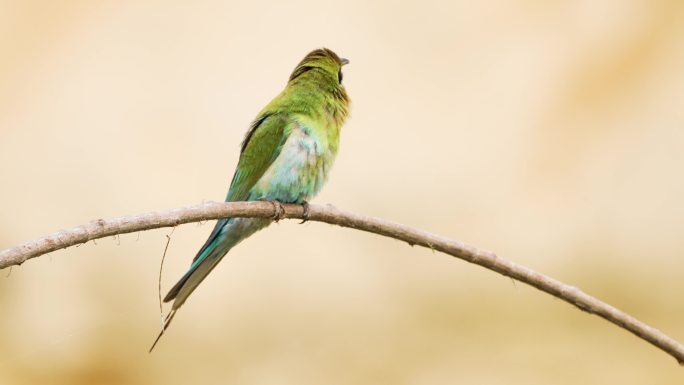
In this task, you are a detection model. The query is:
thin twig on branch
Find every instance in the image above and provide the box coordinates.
[0,201,682,364]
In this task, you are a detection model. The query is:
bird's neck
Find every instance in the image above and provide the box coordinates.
[287,73,349,128]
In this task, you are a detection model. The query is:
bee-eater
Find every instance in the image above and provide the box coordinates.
[150,48,350,351]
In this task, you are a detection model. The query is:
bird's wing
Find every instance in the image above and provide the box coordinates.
[188,112,291,264]
[162,112,292,306]
[226,112,291,202]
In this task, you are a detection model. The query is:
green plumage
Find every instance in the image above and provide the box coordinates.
[150,48,350,351]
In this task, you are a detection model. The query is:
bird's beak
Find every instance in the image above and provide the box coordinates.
[340,58,350,66]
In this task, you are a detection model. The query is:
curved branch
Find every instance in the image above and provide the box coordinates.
[0,201,682,364]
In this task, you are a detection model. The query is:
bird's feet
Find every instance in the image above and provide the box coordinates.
[299,201,310,224]
[270,200,286,222]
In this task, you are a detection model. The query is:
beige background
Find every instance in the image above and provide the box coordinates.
[1,1,683,384]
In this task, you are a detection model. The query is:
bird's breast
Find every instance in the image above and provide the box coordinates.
[251,122,337,203]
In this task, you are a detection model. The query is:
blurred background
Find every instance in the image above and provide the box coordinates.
[1,0,683,384]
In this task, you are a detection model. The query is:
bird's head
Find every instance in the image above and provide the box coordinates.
[288,48,349,85]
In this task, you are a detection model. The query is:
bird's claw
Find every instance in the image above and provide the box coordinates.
[299,201,310,224]
[271,200,285,222]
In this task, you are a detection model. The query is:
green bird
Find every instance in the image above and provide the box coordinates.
[150,48,350,350]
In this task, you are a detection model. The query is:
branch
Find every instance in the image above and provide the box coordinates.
[0,201,682,364]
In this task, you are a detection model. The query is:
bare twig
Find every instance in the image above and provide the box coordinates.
[158,229,175,328]
[0,201,682,364]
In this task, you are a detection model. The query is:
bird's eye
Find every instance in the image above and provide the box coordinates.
[338,70,343,84]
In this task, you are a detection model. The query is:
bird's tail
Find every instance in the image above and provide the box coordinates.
[149,217,271,352]
[149,309,177,352]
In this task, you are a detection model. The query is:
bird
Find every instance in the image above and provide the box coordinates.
[149,48,350,351]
